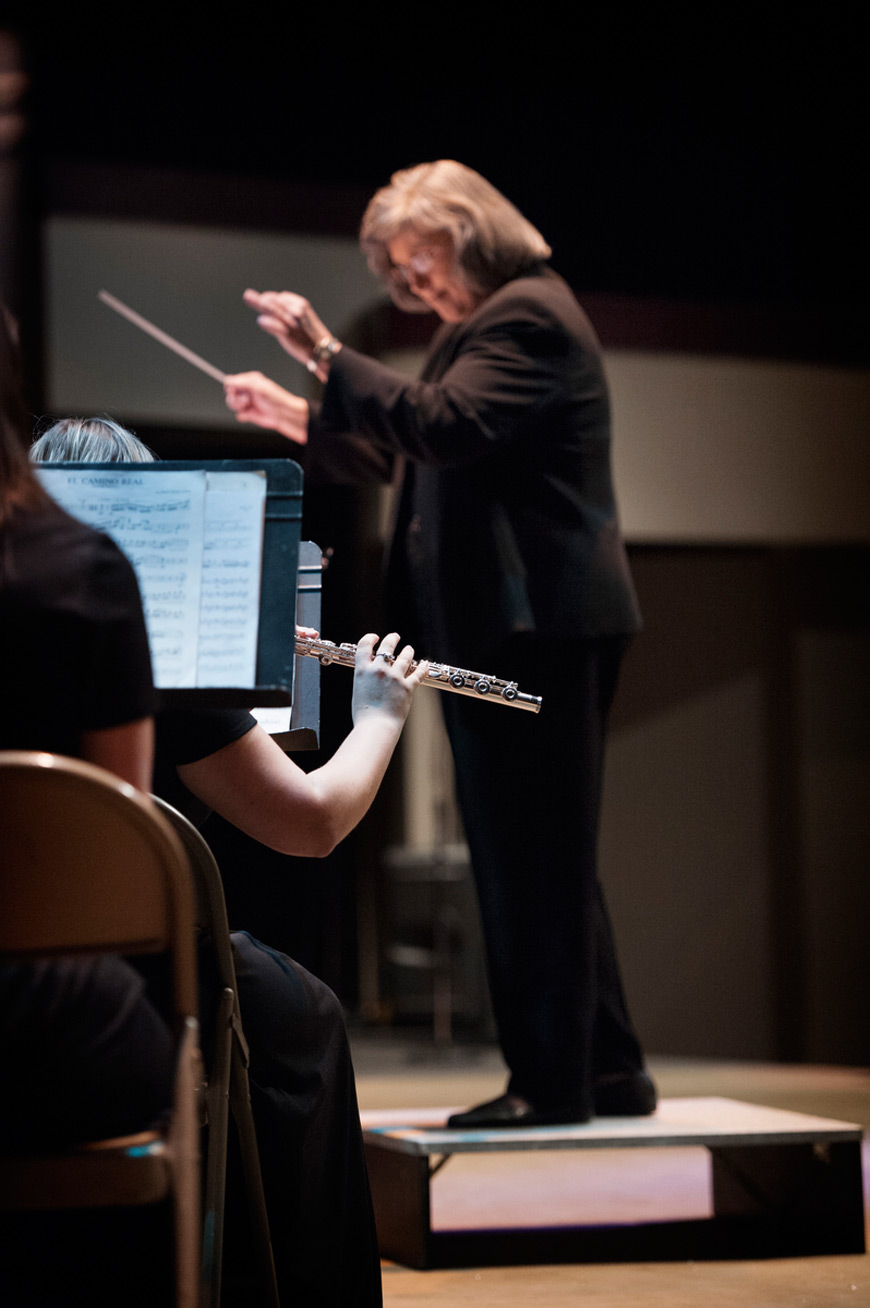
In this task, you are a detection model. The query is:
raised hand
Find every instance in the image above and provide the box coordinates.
[243,288,339,379]
[223,371,309,444]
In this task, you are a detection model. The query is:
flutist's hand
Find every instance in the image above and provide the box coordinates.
[243,288,341,382]
[224,371,309,444]
[352,633,428,728]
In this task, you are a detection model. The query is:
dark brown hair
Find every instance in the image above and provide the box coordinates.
[0,306,45,524]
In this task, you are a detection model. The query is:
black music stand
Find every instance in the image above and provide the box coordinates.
[38,459,315,729]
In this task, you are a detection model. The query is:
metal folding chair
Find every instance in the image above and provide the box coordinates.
[0,751,201,1308]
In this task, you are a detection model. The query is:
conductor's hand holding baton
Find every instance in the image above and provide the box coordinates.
[224,370,309,444]
[224,287,343,443]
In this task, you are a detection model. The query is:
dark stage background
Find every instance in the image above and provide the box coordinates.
[4,5,867,345]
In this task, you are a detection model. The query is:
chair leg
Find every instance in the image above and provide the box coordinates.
[173,1017,205,1308]
[202,987,234,1308]
[229,1034,280,1308]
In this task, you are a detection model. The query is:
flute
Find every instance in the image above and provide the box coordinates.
[295,637,542,713]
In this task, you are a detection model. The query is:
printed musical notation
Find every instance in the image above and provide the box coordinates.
[198,472,264,687]
[37,468,266,689]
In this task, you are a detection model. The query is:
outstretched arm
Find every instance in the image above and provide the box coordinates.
[175,634,427,857]
[224,370,310,445]
[227,285,586,469]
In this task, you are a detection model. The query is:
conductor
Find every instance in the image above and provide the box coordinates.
[223,160,655,1128]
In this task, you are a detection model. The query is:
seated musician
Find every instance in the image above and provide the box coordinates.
[30,415,427,1308]
[1,311,175,1305]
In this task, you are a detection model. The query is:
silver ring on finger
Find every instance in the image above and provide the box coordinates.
[376,651,396,662]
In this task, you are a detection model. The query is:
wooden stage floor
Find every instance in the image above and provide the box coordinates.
[351,1034,870,1308]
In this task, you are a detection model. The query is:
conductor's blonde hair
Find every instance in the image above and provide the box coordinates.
[360,160,552,311]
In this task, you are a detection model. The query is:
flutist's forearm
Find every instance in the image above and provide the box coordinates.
[178,634,425,857]
[178,716,401,858]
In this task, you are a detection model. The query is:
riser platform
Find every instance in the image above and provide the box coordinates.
[361,1097,866,1269]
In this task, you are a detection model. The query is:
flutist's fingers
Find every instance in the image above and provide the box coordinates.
[374,632,400,663]
[355,632,380,663]
[393,641,429,685]
[352,634,427,725]
[373,632,427,682]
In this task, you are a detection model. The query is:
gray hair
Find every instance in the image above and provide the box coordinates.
[360,160,552,312]
[30,417,155,464]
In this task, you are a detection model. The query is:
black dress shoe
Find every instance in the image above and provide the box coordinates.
[446,1093,591,1129]
[593,1069,657,1117]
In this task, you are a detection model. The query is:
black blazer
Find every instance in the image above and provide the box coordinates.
[310,265,641,667]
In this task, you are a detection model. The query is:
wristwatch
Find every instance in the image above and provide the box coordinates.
[307,335,341,373]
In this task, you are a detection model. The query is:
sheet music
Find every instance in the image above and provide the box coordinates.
[251,706,293,734]
[37,467,265,689]
[197,471,265,687]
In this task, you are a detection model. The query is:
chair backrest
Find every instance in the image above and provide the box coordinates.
[151,795,236,991]
[0,751,197,1018]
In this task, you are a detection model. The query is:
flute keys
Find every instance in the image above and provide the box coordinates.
[295,638,541,711]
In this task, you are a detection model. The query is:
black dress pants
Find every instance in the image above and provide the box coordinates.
[441,633,644,1117]
[218,933,382,1308]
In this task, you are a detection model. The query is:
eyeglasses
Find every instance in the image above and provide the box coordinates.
[391,248,439,284]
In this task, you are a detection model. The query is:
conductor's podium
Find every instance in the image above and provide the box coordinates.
[361,1098,865,1269]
